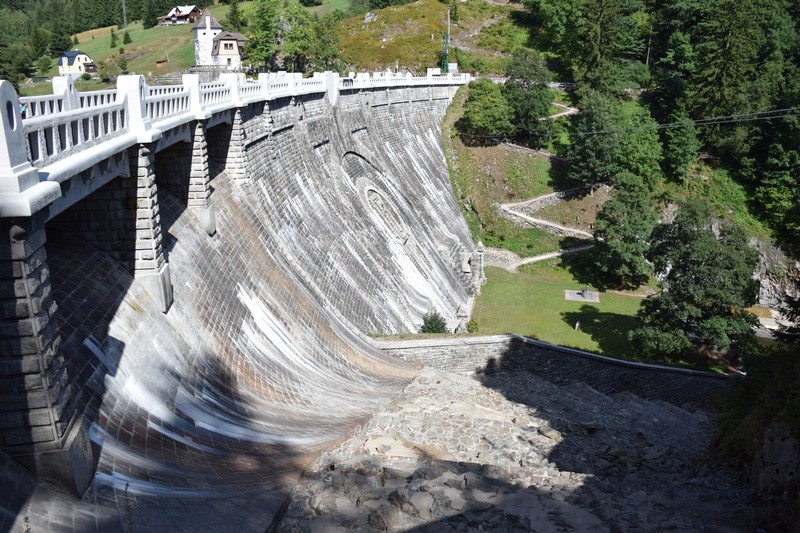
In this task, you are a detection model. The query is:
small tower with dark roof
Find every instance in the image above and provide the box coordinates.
[193,8,224,66]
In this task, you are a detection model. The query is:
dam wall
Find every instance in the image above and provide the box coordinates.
[239,89,479,335]
[0,75,477,530]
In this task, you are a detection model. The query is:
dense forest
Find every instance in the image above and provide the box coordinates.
[461,0,800,357]
[467,0,800,254]
[456,2,800,520]
[0,0,201,85]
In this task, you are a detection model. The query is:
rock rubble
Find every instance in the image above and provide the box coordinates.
[279,367,766,532]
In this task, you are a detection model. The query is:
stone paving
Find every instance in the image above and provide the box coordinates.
[279,367,767,532]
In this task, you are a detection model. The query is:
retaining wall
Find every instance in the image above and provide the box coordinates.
[380,335,735,410]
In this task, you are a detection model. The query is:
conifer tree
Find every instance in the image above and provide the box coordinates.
[565,90,620,186]
[142,0,159,29]
[501,50,554,148]
[226,0,245,32]
[661,105,700,182]
[593,171,656,289]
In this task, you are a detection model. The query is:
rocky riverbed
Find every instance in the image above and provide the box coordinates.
[279,367,767,532]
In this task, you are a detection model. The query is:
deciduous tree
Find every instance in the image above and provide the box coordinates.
[278,3,314,72]
[458,79,515,142]
[248,0,280,69]
[629,199,758,360]
[501,50,554,148]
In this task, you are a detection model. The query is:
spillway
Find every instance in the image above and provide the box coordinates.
[2,86,477,530]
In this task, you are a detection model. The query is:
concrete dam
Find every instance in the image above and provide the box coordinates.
[0,72,481,530]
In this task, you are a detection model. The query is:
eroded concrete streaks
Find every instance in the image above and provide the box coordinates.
[5,91,473,531]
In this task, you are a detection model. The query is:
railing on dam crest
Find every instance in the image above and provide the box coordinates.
[0,69,470,219]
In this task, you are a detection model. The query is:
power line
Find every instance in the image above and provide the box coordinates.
[574,106,800,136]
[457,106,800,141]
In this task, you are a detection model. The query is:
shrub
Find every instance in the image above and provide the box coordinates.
[420,311,448,333]
[80,72,91,81]
[466,320,479,333]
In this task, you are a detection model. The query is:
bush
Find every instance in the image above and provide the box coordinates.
[466,320,479,333]
[80,72,91,80]
[420,311,448,333]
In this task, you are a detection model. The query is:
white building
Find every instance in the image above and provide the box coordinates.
[194,9,247,71]
[57,50,96,77]
[161,5,201,25]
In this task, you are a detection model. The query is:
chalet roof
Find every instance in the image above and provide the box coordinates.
[165,5,199,18]
[194,8,223,29]
[213,31,247,42]
[211,31,248,56]
[58,50,92,66]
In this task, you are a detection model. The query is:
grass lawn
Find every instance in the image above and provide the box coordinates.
[472,264,645,359]
[338,0,513,73]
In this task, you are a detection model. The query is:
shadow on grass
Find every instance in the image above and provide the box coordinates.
[561,304,641,358]
[546,157,572,190]
[556,241,616,290]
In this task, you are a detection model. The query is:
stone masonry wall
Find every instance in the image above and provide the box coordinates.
[238,87,476,334]
[381,335,733,410]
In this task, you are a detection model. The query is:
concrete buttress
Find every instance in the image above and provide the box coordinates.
[129,144,173,313]
[0,213,93,496]
[189,121,216,236]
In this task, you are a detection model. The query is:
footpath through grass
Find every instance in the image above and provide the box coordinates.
[472,265,645,359]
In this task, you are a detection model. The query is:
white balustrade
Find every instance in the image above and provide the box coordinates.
[0,71,469,215]
[21,94,66,118]
[23,98,128,168]
[145,84,190,123]
[239,80,263,101]
[200,82,231,106]
[78,89,119,108]
[10,71,469,168]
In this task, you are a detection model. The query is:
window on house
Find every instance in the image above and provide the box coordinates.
[227,58,232,65]
[224,43,233,51]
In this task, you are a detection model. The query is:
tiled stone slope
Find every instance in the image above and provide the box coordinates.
[242,90,477,334]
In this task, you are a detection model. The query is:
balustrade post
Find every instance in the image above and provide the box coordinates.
[182,73,204,119]
[325,71,340,107]
[0,81,40,198]
[116,75,159,143]
[219,73,245,107]
[51,77,78,111]
[258,72,271,99]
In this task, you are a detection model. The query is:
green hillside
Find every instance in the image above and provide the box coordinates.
[20,0,519,95]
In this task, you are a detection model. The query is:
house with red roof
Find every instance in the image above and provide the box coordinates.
[161,5,201,25]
